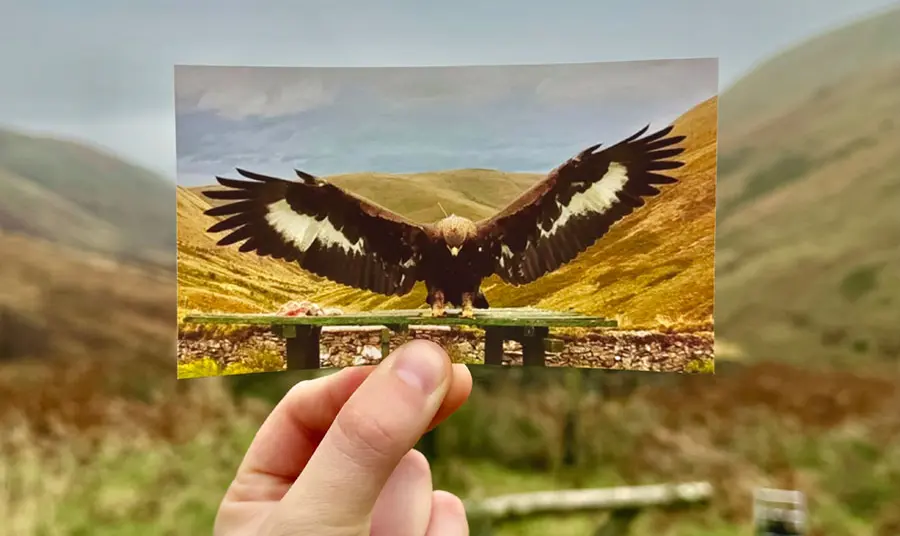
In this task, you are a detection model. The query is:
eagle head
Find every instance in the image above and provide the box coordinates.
[436,214,477,256]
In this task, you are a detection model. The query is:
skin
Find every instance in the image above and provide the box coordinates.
[214,340,473,536]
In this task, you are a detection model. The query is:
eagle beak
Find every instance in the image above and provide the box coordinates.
[450,246,460,256]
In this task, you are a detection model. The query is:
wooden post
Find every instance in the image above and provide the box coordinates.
[380,328,392,360]
[465,482,713,525]
[484,328,505,365]
[417,427,439,461]
[593,507,640,536]
[521,326,549,367]
[562,369,583,471]
[283,325,321,370]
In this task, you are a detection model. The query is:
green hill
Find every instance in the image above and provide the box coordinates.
[719,4,900,143]
[0,129,175,265]
[177,97,717,328]
[715,5,900,364]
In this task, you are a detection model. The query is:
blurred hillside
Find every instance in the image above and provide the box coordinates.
[0,231,174,363]
[719,5,900,141]
[0,129,175,266]
[715,4,900,365]
[177,96,716,328]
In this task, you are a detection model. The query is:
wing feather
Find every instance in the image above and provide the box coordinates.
[475,124,686,285]
[202,169,431,295]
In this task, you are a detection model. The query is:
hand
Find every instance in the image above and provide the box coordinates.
[214,340,473,536]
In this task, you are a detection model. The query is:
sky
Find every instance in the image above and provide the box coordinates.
[1,0,898,180]
[174,59,717,185]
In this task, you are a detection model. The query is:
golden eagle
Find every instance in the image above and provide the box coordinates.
[202,124,685,317]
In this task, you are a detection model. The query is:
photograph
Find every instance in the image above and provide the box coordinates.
[175,58,718,378]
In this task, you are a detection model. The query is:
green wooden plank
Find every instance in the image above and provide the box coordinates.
[293,308,582,318]
[182,310,617,328]
[181,312,607,323]
[183,307,592,320]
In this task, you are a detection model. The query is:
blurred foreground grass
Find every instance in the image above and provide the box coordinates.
[2,351,899,535]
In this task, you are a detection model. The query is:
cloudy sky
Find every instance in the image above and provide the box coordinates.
[2,0,898,180]
[174,59,716,185]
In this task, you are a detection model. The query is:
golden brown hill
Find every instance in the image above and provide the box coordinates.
[177,97,716,327]
[0,128,175,264]
[715,6,900,364]
[0,230,174,368]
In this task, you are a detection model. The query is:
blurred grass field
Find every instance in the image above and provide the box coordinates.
[2,350,899,535]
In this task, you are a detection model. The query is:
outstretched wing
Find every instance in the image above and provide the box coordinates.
[202,168,431,295]
[475,124,685,285]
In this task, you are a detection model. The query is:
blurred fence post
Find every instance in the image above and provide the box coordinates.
[466,481,713,535]
[592,507,640,536]
[561,368,584,470]
[417,427,439,461]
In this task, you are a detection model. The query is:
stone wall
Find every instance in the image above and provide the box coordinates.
[178,327,715,373]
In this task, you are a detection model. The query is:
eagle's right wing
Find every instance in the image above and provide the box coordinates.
[202,168,430,296]
[474,125,685,285]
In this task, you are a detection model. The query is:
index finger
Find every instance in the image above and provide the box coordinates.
[223,356,472,504]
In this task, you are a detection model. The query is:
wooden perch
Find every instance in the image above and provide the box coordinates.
[466,481,713,519]
[320,325,452,333]
[320,325,385,333]
[183,308,616,369]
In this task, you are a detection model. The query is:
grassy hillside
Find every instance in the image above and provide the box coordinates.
[177,98,716,327]
[719,4,900,143]
[0,230,174,366]
[0,128,175,265]
[715,6,900,364]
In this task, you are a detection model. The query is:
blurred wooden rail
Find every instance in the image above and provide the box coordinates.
[465,481,713,535]
[182,308,617,369]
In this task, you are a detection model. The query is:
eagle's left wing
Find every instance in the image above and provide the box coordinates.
[202,168,431,296]
[474,124,685,285]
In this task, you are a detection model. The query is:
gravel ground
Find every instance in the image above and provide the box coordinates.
[178,328,714,373]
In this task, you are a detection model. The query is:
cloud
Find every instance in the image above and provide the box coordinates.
[532,58,719,104]
[175,66,337,119]
[172,58,724,185]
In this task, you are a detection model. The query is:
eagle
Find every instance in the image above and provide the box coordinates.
[202,124,686,318]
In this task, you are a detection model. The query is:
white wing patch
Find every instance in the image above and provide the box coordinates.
[499,244,514,268]
[540,162,629,239]
[265,199,366,255]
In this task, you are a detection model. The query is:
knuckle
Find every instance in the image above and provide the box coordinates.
[333,403,398,461]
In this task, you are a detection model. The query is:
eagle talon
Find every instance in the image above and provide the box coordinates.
[460,308,475,319]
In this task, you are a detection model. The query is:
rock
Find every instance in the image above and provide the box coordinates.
[178,326,715,374]
[361,345,382,361]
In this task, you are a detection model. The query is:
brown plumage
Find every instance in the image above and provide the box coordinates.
[202,124,686,317]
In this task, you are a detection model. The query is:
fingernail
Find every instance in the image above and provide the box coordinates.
[392,340,446,395]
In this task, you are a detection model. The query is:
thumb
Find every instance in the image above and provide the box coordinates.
[265,340,453,534]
